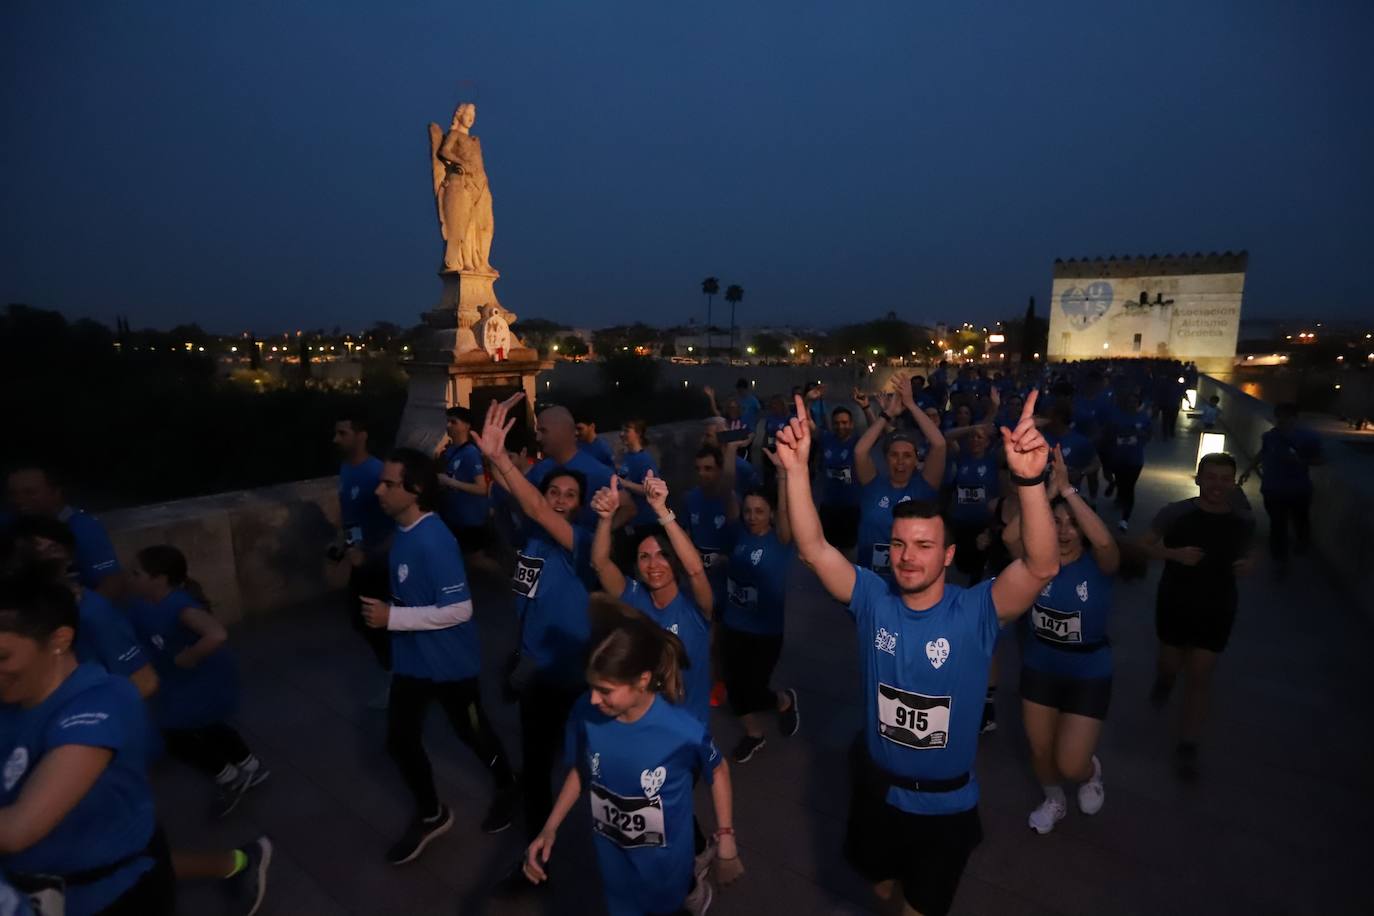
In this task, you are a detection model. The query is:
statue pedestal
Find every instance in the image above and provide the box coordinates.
[396,268,549,454]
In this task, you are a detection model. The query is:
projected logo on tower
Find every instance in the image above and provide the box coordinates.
[1059,281,1114,330]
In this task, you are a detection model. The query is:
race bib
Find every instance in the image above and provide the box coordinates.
[590,783,666,848]
[727,578,758,608]
[826,466,853,484]
[700,550,724,569]
[877,683,951,750]
[512,554,545,599]
[871,543,891,571]
[956,485,986,505]
[1116,435,1137,446]
[1030,604,1083,644]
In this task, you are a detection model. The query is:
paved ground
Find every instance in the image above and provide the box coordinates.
[158,425,1374,916]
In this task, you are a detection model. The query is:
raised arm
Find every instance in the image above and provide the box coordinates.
[853,391,897,486]
[720,438,748,522]
[777,395,856,602]
[703,385,722,419]
[1050,445,1119,575]
[901,374,947,491]
[763,448,793,545]
[590,479,627,596]
[644,471,714,617]
[852,387,877,427]
[990,390,1059,622]
[474,394,575,551]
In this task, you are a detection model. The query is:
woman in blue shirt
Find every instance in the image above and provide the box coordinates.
[474,397,597,855]
[126,545,269,819]
[614,418,661,568]
[0,569,174,915]
[1103,391,1153,532]
[941,423,1001,584]
[1012,447,1121,835]
[721,456,800,765]
[522,598,742,915]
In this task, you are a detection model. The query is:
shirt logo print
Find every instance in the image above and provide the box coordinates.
[1077,581,1089,602]
[589,752,601,778]
[398,563,410,583]
[874,627,898,656]
[350,486,360,500]
[926,637,951,669]
[750,549,763,566]
[878,496,890,509]
[3,748,28,792]
[640,766,667,798]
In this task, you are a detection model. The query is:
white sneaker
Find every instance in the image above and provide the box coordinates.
[694,841,716,880]
[1078,756,1104,815]
[1116,519,1129,532]
[1028,796,1067,835]
[684,875,714,915]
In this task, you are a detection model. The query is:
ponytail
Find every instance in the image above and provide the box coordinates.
[136,544,213,611]
[586,594,688,704]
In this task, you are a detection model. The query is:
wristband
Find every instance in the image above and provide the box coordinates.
[1009,471,1047,487]
[657,511,676,526]
[713,827,735,837]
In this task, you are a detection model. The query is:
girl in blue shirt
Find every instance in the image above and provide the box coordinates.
[0,570,174,916]
[1012,447,1121,836]
[522,599,742,915]
[126,545,269,819]
[721,463,800,765]
[1103,391,1152,531]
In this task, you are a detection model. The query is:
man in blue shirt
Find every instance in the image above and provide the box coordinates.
[772,391,1059,916]
[332,415,394,678]
[361,448,518,865]
[436,406,492,553]
[575,415,616,468]
[734,377,762,434]
[514,406,632,530]
[5,464,125,600]
[817,405,862,551]
[1240,402,1322,570]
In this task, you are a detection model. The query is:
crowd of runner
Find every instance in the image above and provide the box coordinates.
[0,356,1322,916]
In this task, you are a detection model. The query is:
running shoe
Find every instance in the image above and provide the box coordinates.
[238,755,271,788]
[481,786,518,834]
[731,735,766,764]
[386,805,453,865]
[1077,756,1104,815]
[980,701,998,734]
[694,841,716,880]
[214,769,257,819]
[710,681,727,708]
[223,836,273,916]
[778,688,800,737]
[683,876,714,915]
[1028,796,1067,835]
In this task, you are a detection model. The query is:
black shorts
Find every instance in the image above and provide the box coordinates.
[1019,665,1113,719]
[843,744,982,916]
[720,626,783,717]
[1155,590,1237,653]
[819,504,860,551]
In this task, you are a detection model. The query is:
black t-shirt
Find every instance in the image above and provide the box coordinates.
[1154,496,1255,607]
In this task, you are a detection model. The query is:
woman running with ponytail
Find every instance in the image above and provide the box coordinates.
[125,545,269,819]
[523,597,742,915]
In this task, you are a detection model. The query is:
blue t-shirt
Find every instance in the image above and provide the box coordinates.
[439,442,489,529]
[514,527,594,688]
[857,475,938,577]
[848,569,999,814]
[126,589,238,729]
[0,665,155,916]
[564,694,721,916]
[621,581,712,726]
[684,487,731,566]
[1071,394,1109,437]
[524,451,615,528]
[1043,429,1097,475]
[58,508,121,590]
[338,457,393,549]
[762,414,790,453]
[724,527,793,636]
[388,513,480,682]
[1106,408,1152,468]
[578,437,616,468]
[733,456,761,501]
[616,450,660,527]
[818,431,860,508]
[944,453,999,527]
[1259,427,1321,495]
[76,590,147,678]
[737,393,762,432]
[1020,553,1114,680]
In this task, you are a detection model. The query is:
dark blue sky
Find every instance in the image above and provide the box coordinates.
[4,1,1371,333]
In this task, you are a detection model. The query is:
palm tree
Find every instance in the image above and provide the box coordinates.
[701,277,719,358]
[724,284,744,359]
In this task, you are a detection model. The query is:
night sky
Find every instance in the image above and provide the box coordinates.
[3,1,1371,334]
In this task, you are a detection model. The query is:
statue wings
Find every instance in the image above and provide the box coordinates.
[428,122,446,239]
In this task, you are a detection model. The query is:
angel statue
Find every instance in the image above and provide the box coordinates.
[429,102,496,273]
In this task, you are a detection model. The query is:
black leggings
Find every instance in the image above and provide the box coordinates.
[97,826,175,915]
[1263,493,1312,561]
[720,626,783,717]
[386,674,515,817]
[518,682,583,839]
[1113,464,1143,521]
[163,723,252,778]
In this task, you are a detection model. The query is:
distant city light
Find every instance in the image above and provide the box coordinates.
[552,343,560,351]
[987,334,1005,344]
[230,346,237,352]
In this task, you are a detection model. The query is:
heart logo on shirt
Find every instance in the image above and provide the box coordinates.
[750,548,763,566]
[1077,581,1089,602]
[350,486,360,500]
[640,766,666,798]
[926,638,951,670]
[714,515,725,529]
[398,563,409,583]
[2,748,28,792]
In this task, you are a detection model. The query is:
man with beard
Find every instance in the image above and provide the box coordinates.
[773,391,1058,916]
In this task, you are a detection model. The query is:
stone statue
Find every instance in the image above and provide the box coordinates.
[429,103,496,274]
[474,304,512,360]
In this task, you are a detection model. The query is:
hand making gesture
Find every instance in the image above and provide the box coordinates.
[1048,443,1071,497]
[471,391,526,459]
[643,469,670,515]
[1001,389,1048,481]
[590,477,620,522]
[772,395,813,475]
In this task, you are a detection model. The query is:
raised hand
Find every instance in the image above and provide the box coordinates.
[590,477,619,521]
[472,392,525,459]
[643,470,669,512]
[989,385,1001,410]
[852,387,870,410]
[1001,389,1048,480]
[877,390,901,418]
[703,385,715,400]
[1049,444,1071,496]
[772,395,812,473]
[895,372,915,409]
